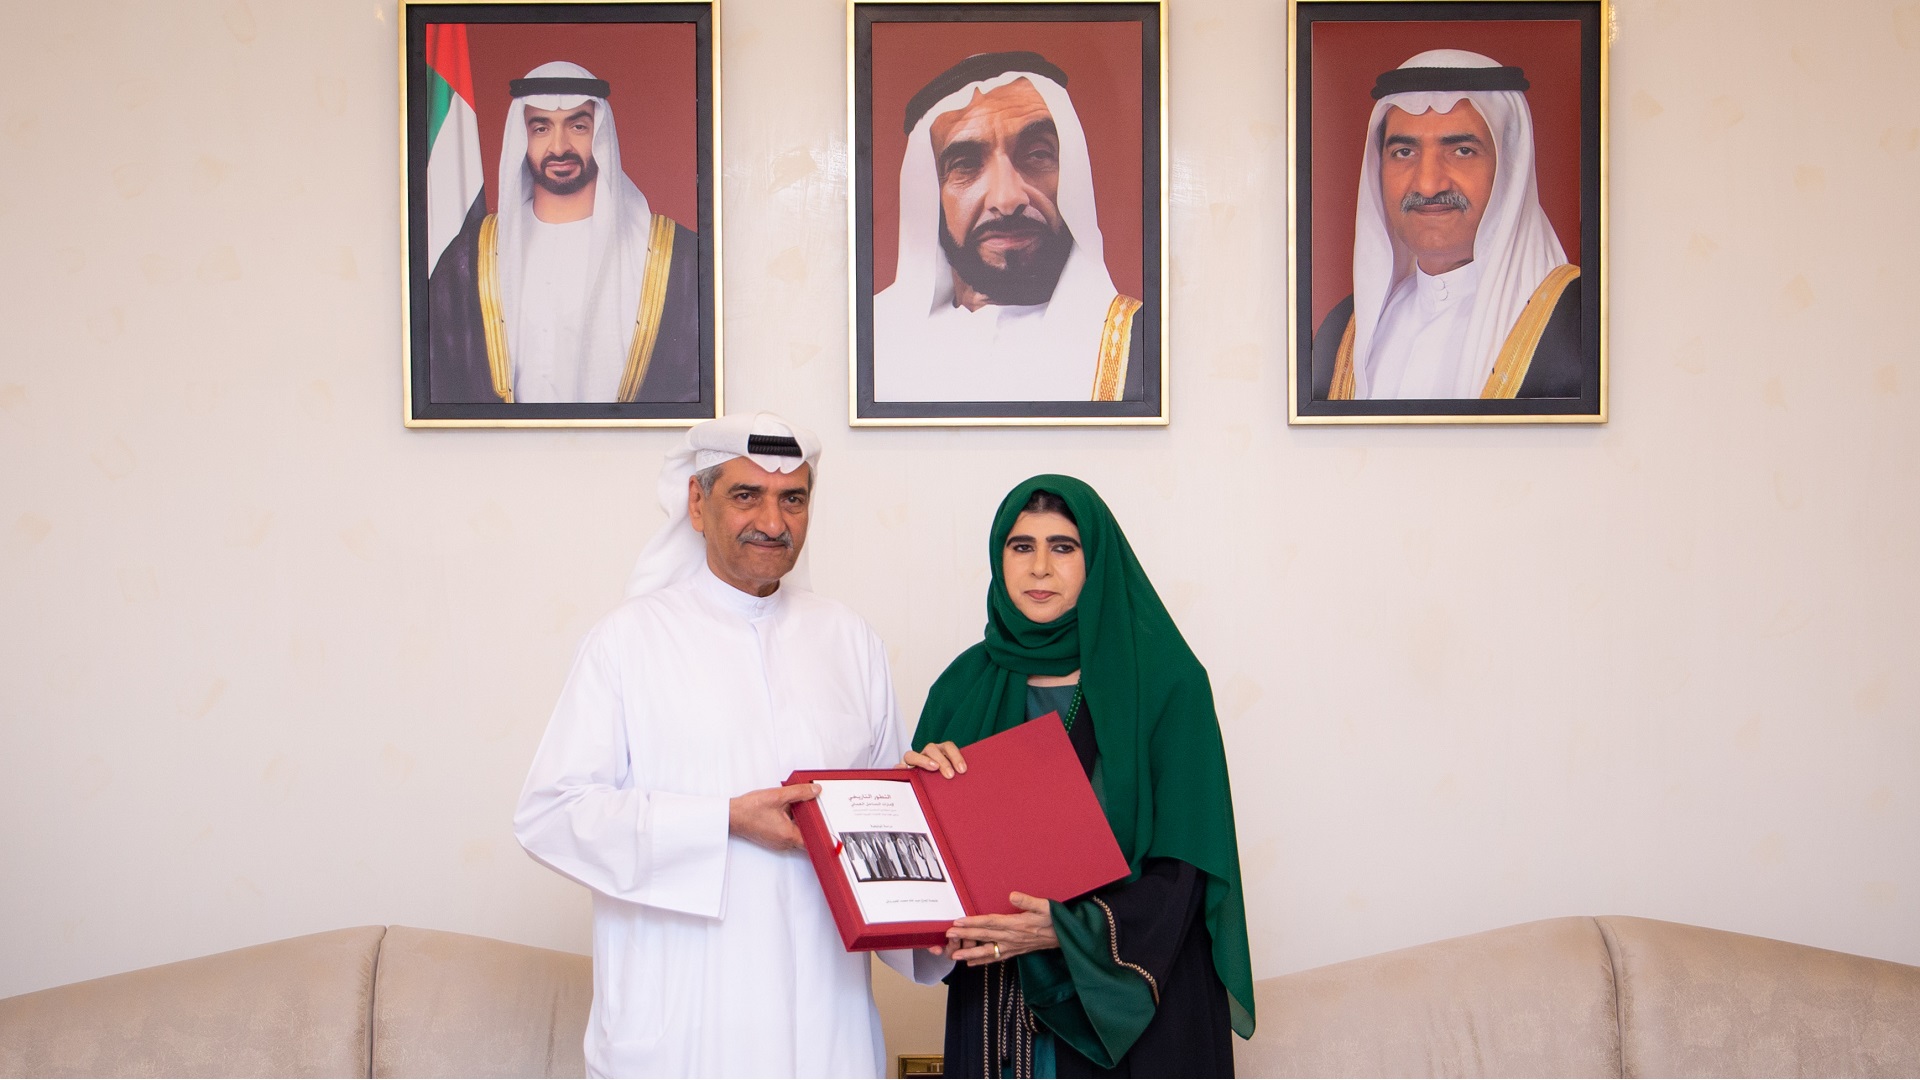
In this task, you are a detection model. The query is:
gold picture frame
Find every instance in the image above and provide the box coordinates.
[1287,0,1609,424]
[399,0,723,428]
[848,0,1171,427]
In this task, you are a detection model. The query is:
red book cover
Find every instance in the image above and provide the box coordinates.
[788,714,1130,951]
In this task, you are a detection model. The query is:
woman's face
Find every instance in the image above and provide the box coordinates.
[1002,511,1085,623]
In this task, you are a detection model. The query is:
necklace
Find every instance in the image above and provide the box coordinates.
[1062,684,1085,732]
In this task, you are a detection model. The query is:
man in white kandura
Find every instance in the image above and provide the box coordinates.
[873,51,1145,404]
[514,413,905,1077]
[1312,49,1582,401]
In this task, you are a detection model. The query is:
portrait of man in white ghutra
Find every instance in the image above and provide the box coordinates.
[1288,2,1607,425]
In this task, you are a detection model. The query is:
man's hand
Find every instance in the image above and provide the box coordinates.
[728,783,819,851]
[902,741,968,779]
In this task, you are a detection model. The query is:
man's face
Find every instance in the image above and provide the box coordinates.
[524,102,599,196]
[688,457,812,597]
[930,78,1073,305]
[1379,101,1498,275]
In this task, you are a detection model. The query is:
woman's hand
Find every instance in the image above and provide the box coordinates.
[945,892,1058,965]
[901,741,968,779]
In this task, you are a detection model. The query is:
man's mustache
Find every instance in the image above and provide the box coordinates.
[1401,190,1471,213]
[540,151,586,172]
[737,527,793,548]
[967,211,1050,245]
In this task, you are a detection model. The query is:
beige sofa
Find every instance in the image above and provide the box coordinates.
[3,916,1917,1077]
[0,927,589,1078]
[1237,916,1920,1077]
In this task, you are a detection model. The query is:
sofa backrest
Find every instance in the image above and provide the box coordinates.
[1597,915,1920,1077]
[10,916,1916,1078]
[0,926,384,1078]
[1235,916,1623,1077]
[1236,915,1920,1078]
[370,925,590,1079]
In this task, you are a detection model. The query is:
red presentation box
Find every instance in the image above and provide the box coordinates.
[787,713,1129,951]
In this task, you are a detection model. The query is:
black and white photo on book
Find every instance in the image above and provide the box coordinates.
[813,778,965,924]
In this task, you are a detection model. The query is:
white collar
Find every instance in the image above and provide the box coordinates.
[529,213,592,231]
[693,559,787,620]
[936,299,1048,321]
[1411,257,1483,314]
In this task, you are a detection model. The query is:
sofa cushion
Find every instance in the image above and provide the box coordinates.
[0,926,384,1078]
[1235,916,1622,1077]
[371,926,590,1079]
[1599,915,1920,1077]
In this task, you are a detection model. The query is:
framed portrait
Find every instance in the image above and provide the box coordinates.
[849,1,1168,427]
[1288,0,1608,424]
[400,1,720,428]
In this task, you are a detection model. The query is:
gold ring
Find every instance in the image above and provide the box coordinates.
[992,943,1002,961]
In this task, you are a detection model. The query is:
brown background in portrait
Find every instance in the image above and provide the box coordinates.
[1310,20,1582,330]
[463,22,698,230]
[869,20,1145,299]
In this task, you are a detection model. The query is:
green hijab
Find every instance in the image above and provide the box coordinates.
[913,475,1255,1043]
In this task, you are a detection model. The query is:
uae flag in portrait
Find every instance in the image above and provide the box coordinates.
[421,23,496,403]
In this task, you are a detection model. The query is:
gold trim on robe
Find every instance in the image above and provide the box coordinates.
[1480,264,1580,399]
[1092,294,1144,401]
[1329,316,1358,400]
[618,215,678,403]
[477,213,513,403]
[475,213,680,405]
[1324,263,1580,401]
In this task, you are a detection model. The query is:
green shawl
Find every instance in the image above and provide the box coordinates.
[912,475,1255,1062]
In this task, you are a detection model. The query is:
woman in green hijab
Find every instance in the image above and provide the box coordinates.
[903,475,1254,1078]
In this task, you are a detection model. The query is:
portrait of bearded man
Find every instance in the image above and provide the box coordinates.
[871,51,1150,406]
[426,60,702,406]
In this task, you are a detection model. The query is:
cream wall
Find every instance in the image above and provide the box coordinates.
[2,0,1916,1038]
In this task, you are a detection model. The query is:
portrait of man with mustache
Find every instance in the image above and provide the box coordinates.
[1311,49,1583,401]
[871,51,1148,405]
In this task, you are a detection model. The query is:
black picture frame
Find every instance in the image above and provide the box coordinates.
[401,0,720,427]
[1288,0,1608,424]
[850,1,1169,427]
